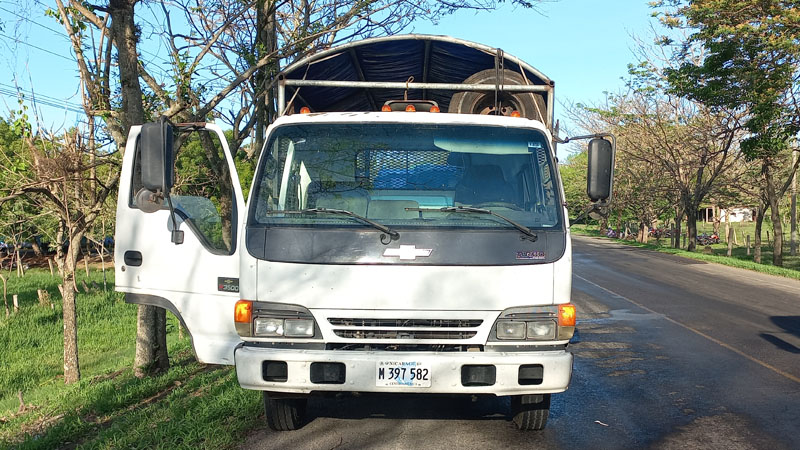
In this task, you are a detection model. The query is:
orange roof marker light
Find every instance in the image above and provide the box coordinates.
[510,110,522,118]
[405,104,416,112]
[299,107,311,114]
[381,105,392,112]
[430,105,441,113]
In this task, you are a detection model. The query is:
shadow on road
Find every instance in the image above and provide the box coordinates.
[759,316,800,354]
[307,393,512,422]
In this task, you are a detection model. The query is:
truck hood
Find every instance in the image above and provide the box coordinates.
[253,261,555,311]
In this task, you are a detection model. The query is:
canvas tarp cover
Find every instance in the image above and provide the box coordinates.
[280,35,552,120]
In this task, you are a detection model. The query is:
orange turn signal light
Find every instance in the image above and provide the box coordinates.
[510,110,521,118]
[405,104,416,112]
[558,303,576,327]
[381,105,392,112]
[299,107,311,114]
[234,300,253,323]
[430,105,441,113]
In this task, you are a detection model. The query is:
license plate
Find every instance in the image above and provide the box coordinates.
[376,360,431,387]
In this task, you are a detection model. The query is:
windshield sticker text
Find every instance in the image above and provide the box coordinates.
[516,251,545,260]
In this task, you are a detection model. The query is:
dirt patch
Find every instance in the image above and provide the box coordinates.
[595,357,645,368]
[607,369,646,377]
[573,350,638,359]
[578,325,637,334]
[574,342,632,350]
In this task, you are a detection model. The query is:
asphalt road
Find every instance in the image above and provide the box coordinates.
[241,235,800,449]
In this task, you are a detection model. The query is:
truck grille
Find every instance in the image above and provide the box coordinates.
[328,318,482,340]
[328,318,482,328]
[334,330,477,339]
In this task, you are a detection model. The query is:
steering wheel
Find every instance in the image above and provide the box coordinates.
[473,202,525,211]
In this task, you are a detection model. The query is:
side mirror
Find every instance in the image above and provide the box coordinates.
[140,118,174,194]
[586,138,614,203]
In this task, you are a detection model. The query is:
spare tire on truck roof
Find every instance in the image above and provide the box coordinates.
[448,69,548,122]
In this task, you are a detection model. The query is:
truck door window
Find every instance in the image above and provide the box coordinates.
[131,130,236,255]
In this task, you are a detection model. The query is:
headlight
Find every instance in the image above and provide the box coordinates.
[284,319,315,337]
[527,320,556,340]
[496,321,526,340]
[490,305,576,342]
[236,301,320,339]
[254,318,284,336]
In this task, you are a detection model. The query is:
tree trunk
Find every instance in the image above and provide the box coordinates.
[754,205,765,264]
[683,193,702,252]
[254,0,278,156]
[109,0,145,132]
[638,222,648,244]
[31,240,43,257]
[109,0,170,376]
[686,212,698,252]
[134,303,157,377]
[712,204,721,235]
[791,150,797,256]
[156,308,169,371]
[62,232,83,384]
[674,210,683,249]
[763,161,783,267]
[15,249,23,277]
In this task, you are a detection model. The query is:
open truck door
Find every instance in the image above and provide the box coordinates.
[115,120,245,364]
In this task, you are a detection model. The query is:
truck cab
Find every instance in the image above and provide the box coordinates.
[115,35,614,431]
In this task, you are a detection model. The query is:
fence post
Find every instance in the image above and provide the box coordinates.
[13,294,19,313]
[38,289,52,308]
[747,235,751,256]
[1,274,7,318]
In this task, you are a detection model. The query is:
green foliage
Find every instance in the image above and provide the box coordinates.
[0,268,263,449]
[660,0,800,160]
[559,151,590,219]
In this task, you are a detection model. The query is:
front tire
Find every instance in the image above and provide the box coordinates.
[264,393,307,431]
[511,394,550,431]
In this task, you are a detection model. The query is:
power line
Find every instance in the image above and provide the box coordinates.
[0,6,171,65]
[0,32,75,62]
[0,6,70,41]
[0,82,84,111]
[0,87,86,114]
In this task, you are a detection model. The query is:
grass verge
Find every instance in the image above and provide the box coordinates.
[571,224,800,280]
[0,268,262,449]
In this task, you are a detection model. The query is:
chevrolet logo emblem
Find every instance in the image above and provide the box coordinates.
[382,245,433,260]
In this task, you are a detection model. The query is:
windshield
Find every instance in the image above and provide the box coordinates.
[250,123,562,231]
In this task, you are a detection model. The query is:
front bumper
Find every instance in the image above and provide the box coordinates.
[234,345,573,396]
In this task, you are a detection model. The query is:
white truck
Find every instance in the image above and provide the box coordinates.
[115,35,614,431]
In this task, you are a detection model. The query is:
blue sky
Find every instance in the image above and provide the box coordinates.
[0,0,658,136]
[412,0,658,133]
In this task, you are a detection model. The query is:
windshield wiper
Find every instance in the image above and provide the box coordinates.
[409,206,538,241]
[266,208,399,240]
